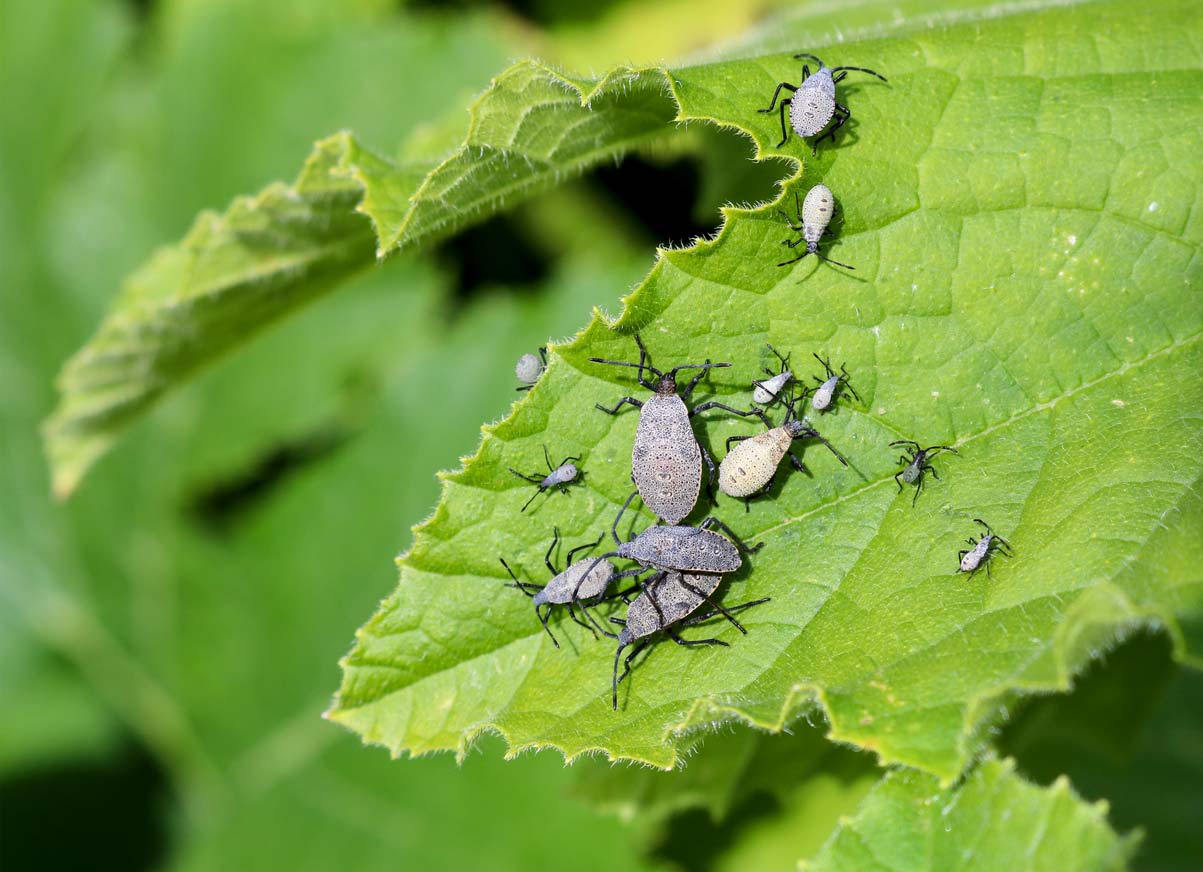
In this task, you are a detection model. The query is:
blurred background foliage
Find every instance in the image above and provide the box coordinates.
[1,1,1198,870]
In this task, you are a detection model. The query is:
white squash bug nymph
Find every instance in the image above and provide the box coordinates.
[508,444,582,512]
[758,52,887,153]
[778,185,854,272]
[810,353,861,412]
[752,344,794,405]
[515,347,547,391]
[958,519,1013,576]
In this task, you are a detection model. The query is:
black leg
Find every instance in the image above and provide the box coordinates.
[611,489,640,545]
[678,597,771,630]
[911,476,922,507]
[894,472,904,492]
[613,640,649,710]
[927,464,941,481]
[777,210,804,232]
[509,468,543,484]
[691,401,772,425]
[596,396,643,415]
[544,528,561,575]
[537,604,560,648]
[782,236,806,249]
[699,517,763,554]
[725,434,752,452]
[758,81,797,113]
[677,578,749,634]
[665,628,729,648]
[787,450,807,473]
[565,533,604,567]
[697,443,718,504]
[814,104,850,150]
[565,603,599,639]
[776,99,791,147]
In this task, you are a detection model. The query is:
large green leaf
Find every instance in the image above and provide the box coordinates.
[328,0,1203,780]
[800,757,1136,871]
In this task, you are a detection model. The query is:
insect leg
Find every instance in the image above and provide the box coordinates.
[595,396,644,415]
[775,99,792,147]
[521,487,545,513]
[678,578,750,634]
[508,468,543,484]
[544,527,561,574]
[787,450,808,473]
[813,104,850,151]
[565,602,599,639]
[678,597,772,629]
[665,628,730,648]
[698,517,764,554]
[613,639,650,710]
[537,604,560,649]
[680,361,715,403]
[894,472,904,492]
[699,443,718,504]
[725,435,751,452]
[690,401,772,425]
[757,81,797,113]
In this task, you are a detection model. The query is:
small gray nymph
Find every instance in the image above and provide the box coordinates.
[758,52,887,153]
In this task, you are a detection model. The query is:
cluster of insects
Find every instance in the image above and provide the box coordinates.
[505,332,1012,710]
[494,52,1012,710]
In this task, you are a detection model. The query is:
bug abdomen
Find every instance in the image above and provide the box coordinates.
[790,84,835,137]
[718,431,790,497]
[632,396,702,524]
[624,571,721,640]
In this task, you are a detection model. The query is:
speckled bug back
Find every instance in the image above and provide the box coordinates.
[801,184,835,246]
[533,557,615,606]
[618,525,741,573]
[719,430,793,497]
[619,571,721,645]
[790,68,836,137]
[632,393,702,524]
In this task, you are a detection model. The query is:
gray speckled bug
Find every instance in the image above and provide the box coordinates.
[515,347,547,391]
[810,353,861,412]
[758,52,887,153]
[501,528,618,648]
[891,440,959,506]
[607,570,770,709]
[778,186,854,272]
[591,334,769,524]
[719,387,848,506]
[958,519,1013,577]
[752,344,794,405]
[509,445,582,512]
[573,490,763,630]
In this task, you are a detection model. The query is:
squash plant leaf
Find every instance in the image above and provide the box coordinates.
[327,0,1203,781]
[801,757,1137,871]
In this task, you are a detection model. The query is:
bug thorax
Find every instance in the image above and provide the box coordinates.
[802,65,834,93]
[654,372,679,396]
[783,419,810,439]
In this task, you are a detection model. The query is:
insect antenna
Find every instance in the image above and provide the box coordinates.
[815,250,855,270]
[792,52,823,64]
[830,65,888,82]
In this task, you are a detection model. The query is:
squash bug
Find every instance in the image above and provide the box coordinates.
[758,52,887,153]
[572,490,763,633]
[752,344,794,405]
[508,444,582,512]
[810,353,861,412]
[777,185,854,271]
[515,347,547,391]
[591,334,770,523]
[891,440,958,506]
[607,569,770,710]
[500,528,620,648]
[719,387,848,506]
[958,519,1013,576]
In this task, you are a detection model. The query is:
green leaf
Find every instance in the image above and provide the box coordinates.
[1002,632,1203,871]
[801,757,1137,871]
[571,719,874,824]
[43,60,679,495]
[328,0,1203,780]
